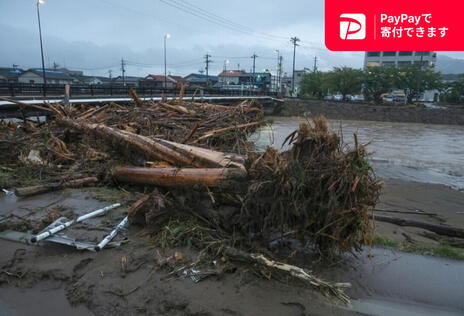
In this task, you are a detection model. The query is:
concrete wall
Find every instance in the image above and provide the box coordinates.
[280,100,464,126]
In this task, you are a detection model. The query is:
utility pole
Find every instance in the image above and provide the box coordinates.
[274,50,280,93]
[120,58,126,86]
[204,54,212,86]
[36,0,47,96]
[278,55,283,94]
[290,36,300,94]
[164,33,170,90]
[313,56,318,72]
[416,53,424,102]
[251,53,258,86]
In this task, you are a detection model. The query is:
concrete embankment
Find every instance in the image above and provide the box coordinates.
[280,99,464,125]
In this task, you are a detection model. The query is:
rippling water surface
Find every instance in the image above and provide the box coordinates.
[250,117,464,190]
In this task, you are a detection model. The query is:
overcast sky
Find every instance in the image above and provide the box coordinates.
[1,0,463,77]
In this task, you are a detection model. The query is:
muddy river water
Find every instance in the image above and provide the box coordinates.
[250,117,464,190]
[251,117,464,315]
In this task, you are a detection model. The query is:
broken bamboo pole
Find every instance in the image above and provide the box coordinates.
[58,119,246,170]
[370,214,464,238]
[15,177,99,197]
[113,167,246,188]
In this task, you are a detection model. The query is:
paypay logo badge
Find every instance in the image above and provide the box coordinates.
[340,14,366,39]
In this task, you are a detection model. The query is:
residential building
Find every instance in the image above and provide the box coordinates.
[0,67,24,83]
[138,75,176,89]
[78,75,113,85]
[218,70,252,85]
[18,68,76,85]
[112,76,141,87]
[184,73,218,87]
[364,51,437,68]
[0,75,7,84]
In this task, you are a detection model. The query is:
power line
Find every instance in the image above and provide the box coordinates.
[159,0,289,42]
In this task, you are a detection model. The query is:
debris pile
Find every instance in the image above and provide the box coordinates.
[0,91,381,303]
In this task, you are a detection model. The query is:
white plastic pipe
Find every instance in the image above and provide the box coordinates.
[95,216,128,251]
[31,203,121,243]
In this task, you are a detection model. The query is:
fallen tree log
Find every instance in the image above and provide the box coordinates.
[113,167,246,188]
[14,177,99,197]
[195,121,263,142]
[370,214,464,239]
[58,119,246,170]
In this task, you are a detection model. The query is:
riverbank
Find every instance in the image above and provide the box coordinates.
[1,178,463,315]
[280,99,464,125]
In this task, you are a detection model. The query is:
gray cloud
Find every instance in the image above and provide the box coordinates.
[0,0,462,77]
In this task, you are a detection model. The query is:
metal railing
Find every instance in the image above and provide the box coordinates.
[0,83,277,98]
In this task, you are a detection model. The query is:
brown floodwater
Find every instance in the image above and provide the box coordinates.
[251,117,464,190]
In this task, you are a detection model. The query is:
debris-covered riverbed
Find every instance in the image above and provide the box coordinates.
[1,94,464,315]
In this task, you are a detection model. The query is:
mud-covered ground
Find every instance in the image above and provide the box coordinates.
[1,179,464,316]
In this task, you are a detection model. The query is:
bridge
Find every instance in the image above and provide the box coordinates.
[0,95,284,119]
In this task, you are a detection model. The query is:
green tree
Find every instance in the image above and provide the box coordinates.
[299,71,328,99]
[362,66,395,103]
[327,67,363,101]
[394,64,442,103]
[441,74,464,104]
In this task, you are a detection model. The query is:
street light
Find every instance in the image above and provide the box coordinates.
[37,0,46,96]
[164,33,170,90]
[274,49,280,92]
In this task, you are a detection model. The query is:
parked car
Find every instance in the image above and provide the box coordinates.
[324,94,333,101]
[333,94,343,101]
[351,94,365,102]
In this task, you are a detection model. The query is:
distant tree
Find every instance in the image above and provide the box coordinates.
[299,71,328,99]
[362,66,395,103]
[441,74,464,104]
[327,67,363,101]
[394,64,443,103]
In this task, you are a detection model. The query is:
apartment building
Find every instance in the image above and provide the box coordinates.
[364,51,437,68]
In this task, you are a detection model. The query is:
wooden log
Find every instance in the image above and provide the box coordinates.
[129,88,145,107]
[14,177,99,197]
[113,167,246,188]
[128,194,151,224]
[158,102,196,116]
[0,97,57,115]
[370,214,464,239]
[195,121,263,142]
[59,119,246,171]
[182,122,199,143]
[178,84,185,105]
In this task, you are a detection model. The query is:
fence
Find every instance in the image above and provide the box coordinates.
[0,83,277,98]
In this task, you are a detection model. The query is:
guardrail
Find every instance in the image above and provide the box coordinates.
[0,83,277,98]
